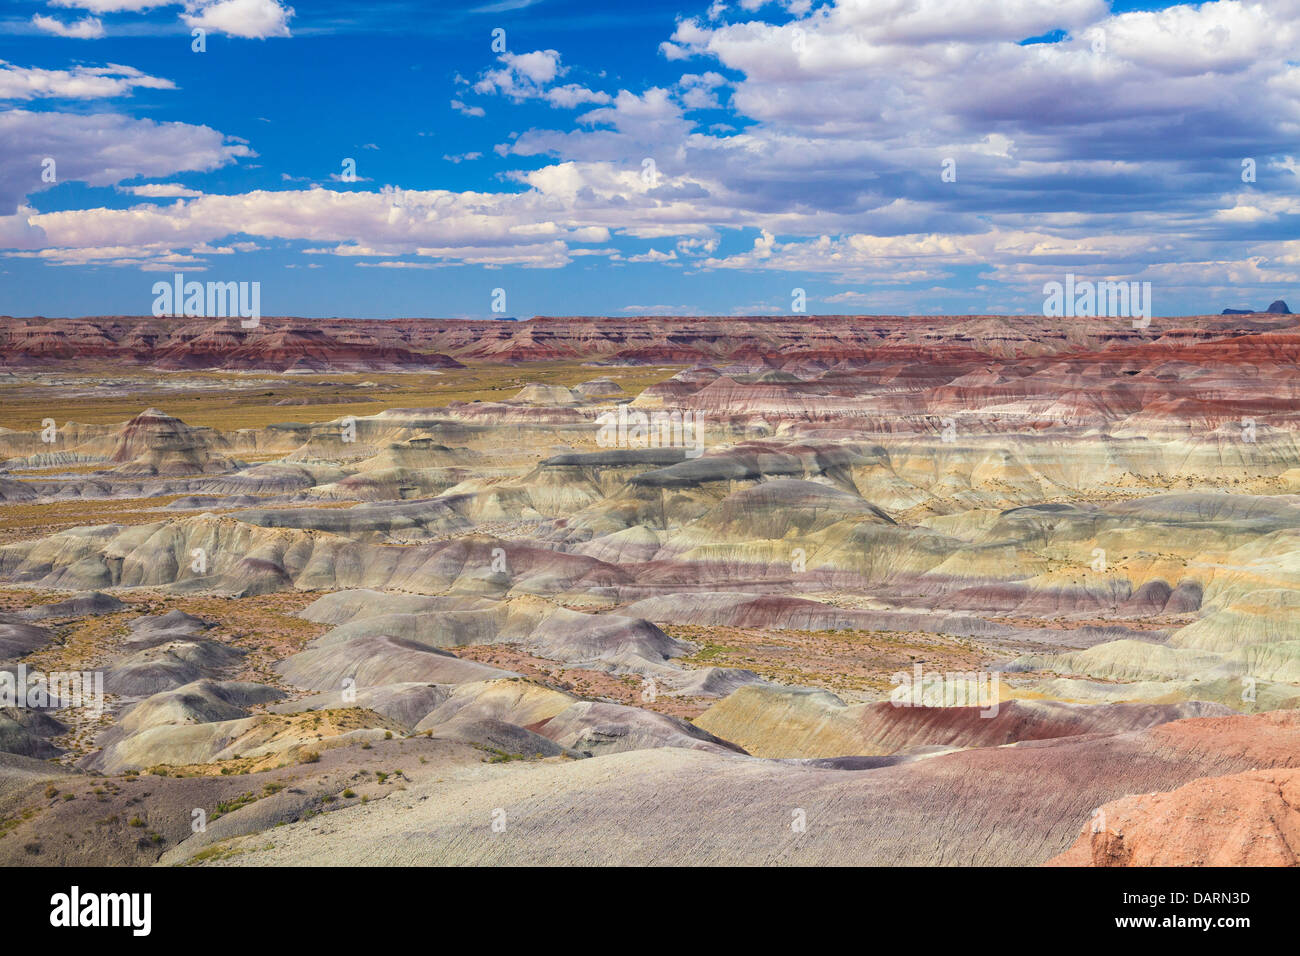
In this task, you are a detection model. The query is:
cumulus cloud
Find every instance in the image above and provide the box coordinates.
[545,84,612,108]
[472,49,610,108]
[18,186,600,268]
[450,99,485,117]
[4,162,731,269]
[0,207,49,251]
[44,0,293,39]
[571,0,1300,302]
[475,49,562,96]
[182,0,294,39]
[31,14,106,38]
[8,0,1300,312]
[621,303,701,314]
[49,0,170,10]
[0,109,252,213]
[678,72,728,109]
[118,183,204,198]
[618,248,678,263]
[0,61,173,100]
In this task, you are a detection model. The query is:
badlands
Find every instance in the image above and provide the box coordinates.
[0,311,1299,866]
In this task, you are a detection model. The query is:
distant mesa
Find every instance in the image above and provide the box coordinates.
[7,312,1300,370]
[1222,299,1291,315]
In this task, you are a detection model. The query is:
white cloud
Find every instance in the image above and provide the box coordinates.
[678,72,728,109]
[621,303,700,314]
[618,248,677,263]
[119,183,204,198]
[8,0,1300,314]
[50,0,169,10]
[473,49,610,109]
[0,61,173,100]
[506,50,560,85]
[450,99,485,117]
[545,84,611,108]
[182,0,294,39]
[0,207,48,250]
[16,185,608,268]
[31,14,106,39]
[0,109,252,213]
[357,260,441,269]
[475,50,562,97]
[677,236,718,256]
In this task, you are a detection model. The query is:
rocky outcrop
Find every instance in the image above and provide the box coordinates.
[1049,767,1300,866]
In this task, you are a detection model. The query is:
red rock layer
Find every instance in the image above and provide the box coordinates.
[3,313,1296,371]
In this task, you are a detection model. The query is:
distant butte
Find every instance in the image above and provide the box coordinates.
[1222,298,1291,315]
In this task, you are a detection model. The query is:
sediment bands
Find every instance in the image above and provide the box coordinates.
[3,312,1300,865]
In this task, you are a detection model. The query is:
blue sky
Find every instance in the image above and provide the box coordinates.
[2,0,1298,318]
